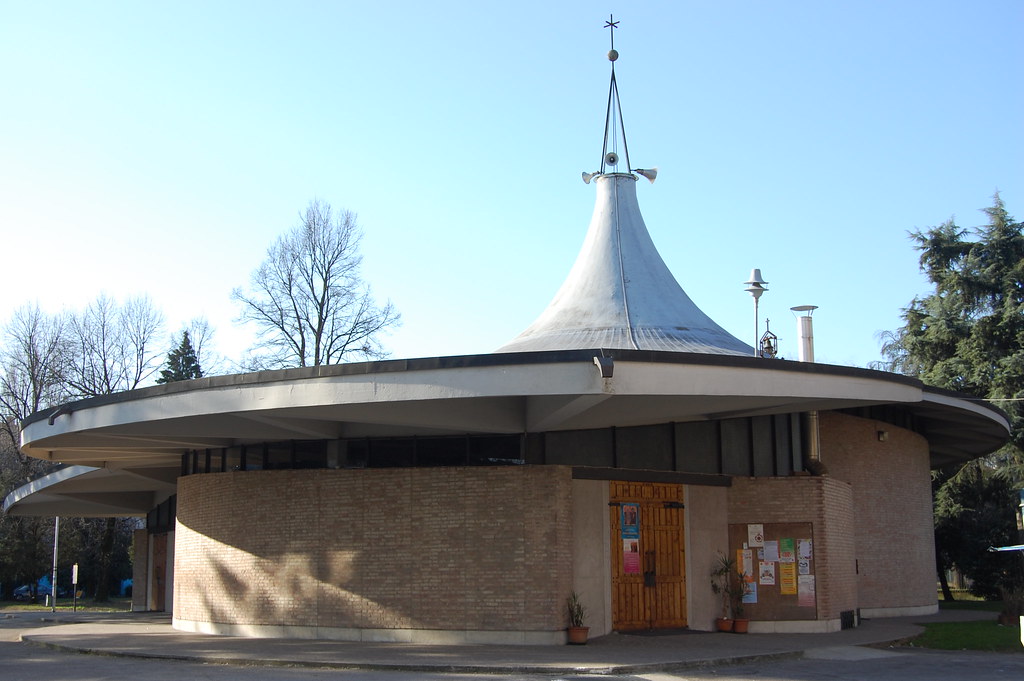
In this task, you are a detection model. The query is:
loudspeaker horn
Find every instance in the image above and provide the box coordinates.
[605,152,619,166]
[635,167,658,183]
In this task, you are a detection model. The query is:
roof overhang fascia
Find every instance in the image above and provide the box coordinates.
[19,349,1010,471]
[2,464,177,517]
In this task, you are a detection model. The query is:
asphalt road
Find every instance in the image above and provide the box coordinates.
[2,614,1022,681]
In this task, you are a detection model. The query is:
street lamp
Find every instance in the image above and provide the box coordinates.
[744,269,768,357]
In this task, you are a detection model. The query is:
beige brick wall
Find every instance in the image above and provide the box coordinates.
[131,529,148,612]
[175,466,573,635]
[821,411,936,613]
[685,484,730,630]
[727,475,857,621]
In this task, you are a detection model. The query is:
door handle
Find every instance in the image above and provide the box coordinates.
[644,550,656,587]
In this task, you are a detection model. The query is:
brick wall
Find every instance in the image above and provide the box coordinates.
[821,411,936,613]
[175,466,573,636]
[727,475,857,621]
[131,529,148,612]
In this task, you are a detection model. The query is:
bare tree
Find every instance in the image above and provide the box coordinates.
[184,316,224,376]
[65,294,165,397]
[0,305,74,600]
[233,200,400,369]
[0,299,155,603]
[0,304,72,459]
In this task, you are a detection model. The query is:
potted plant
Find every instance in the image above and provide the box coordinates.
[710,551,749,633]
[566,590,589,644]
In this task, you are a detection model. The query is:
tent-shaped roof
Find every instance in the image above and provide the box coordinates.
[496,172,751,355]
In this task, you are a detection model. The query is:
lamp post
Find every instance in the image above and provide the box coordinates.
[744,269,768,357]
[51,516,59,612]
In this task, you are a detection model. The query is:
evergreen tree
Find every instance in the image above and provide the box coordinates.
[156,331,203,384]
[879,192,1024,473]
[934,462,1022,599]
[879,193,1024,599]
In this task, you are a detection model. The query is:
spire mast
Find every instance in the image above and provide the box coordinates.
[600,15,629,175]
[582,16,657,185]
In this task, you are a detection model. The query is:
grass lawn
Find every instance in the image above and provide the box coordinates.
[913,619,1021,653]
[0,597,131,612]
[907,600,1022,653]
[938,599,1004,612]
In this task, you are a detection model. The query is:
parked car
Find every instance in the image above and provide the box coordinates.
[12,583,68,600]
[12,585,35,601]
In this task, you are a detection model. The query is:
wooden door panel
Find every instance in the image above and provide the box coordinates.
[610,482,687,630]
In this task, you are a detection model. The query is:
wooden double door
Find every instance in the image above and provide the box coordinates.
[610,481,687,630]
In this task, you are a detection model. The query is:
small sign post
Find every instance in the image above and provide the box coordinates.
[72,563,79,612]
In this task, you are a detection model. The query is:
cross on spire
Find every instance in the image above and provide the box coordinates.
[604,14,619,51]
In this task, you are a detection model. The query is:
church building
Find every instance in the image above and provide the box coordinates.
[4,28,1009,644]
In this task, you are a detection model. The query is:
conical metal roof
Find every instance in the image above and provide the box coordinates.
[496,18,751,356]
[495,172,752,355]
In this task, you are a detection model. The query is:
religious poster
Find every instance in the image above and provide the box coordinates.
[623,539,640,574]
[747,523,764,547]
[798,574,816,607]
[620,504,640,538]
[758,561,776,585]
[780,561,797,595]
[763,540,780,563]
[779,537,795,563]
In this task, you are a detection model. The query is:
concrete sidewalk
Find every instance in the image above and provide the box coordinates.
[13,609,995,676]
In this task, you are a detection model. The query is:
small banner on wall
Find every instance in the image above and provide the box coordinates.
[621,504,639,537]
[759,561,776,586]
[798,575,816,607]
[623,539,640,573]
[621,503,641,574]
[748,523,764,547]
[780,562,798,595]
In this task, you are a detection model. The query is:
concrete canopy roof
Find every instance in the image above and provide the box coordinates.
[15,349,1009,473]
[2,464,178,517]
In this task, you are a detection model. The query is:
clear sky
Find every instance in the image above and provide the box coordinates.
[2,1,1021,372]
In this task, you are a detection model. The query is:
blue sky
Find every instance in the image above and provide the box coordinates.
[2,1,1021,371]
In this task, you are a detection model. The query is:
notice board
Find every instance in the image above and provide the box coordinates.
[728,523,817,621]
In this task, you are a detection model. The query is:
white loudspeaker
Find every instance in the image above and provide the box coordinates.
[635,167,658,183]
[605,152,619,166]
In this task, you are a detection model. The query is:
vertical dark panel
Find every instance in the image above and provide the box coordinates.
[616,424,673,470]
[751,416,773,477]
[791,413,804,472]
[674,421,720,474]
[773,414,792,475]
[721,418,752,476]
[545,428,614,466]
[523,432,545,464]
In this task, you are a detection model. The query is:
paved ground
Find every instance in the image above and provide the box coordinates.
[9,608,1011,676]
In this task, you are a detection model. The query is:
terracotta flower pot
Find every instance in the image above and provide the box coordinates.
[567,626,590,644]
[732,618,750,633]
[715,617,734,632]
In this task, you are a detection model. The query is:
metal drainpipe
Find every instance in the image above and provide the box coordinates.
[805,411,821,465]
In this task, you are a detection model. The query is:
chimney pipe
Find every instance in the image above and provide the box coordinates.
[791,306,822,468]
[791,305,818,363]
